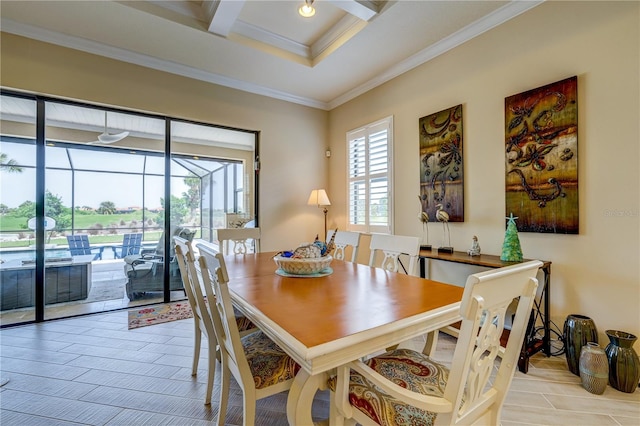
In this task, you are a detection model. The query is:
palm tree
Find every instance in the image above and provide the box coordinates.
[97,201,117,215]
[0,152,23,173]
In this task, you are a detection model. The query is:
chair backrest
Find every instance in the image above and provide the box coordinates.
[327,230,361,262]
[173,237,204,324]
[217,227,261,255]
[197,243,254,382]
[368,233,420,275]
[441,260,542,425]
[67,235,92,256]
[174,237,216,344]
[121,233,143,256]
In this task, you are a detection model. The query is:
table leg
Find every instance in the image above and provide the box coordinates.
[421,330,439,356]
[419,257,431,279]
[542,264,551,356]
[287,370,326,425]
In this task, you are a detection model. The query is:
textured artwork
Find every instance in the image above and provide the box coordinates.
[505,76,578,233]
[419,104,464,223]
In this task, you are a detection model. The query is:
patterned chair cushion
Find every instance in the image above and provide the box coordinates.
[328,348,450,426]
[234,308,255,332]
[242,331,301,389]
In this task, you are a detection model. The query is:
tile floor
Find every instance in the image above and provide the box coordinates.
[1,309,638,425]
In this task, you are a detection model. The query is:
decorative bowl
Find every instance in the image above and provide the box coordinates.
[273,255,333,275]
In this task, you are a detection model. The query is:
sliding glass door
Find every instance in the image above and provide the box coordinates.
[169,120,255,301]
[42,102,167,318]
[0,95,37,324]
[0,91,257,326]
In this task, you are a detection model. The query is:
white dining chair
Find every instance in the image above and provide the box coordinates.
[216,227,261,255]
[173,236,255,406]
[197,243,300,426]
[173,236,218,405]
[368,233,420,276]
[329,260,542,426]
[368,233,432,352]
[327,230,361,262]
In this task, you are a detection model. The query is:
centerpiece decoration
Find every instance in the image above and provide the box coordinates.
[274,232,336,277]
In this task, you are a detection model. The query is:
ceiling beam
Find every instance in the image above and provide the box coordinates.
[327,0,379,22]
[202,0,246,37]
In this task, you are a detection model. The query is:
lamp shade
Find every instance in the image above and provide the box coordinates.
[308,189,331,206]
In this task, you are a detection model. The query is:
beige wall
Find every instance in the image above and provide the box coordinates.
[2,1,639,348]
[0,33,330,251]
[329,1,640,347]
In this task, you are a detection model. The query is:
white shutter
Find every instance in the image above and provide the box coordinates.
[346,116,393,234]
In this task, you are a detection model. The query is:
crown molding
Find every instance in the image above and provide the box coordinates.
[327,0,544,109]
[1,19,329,110]
[233,20,311,59]
[1,1,543,111]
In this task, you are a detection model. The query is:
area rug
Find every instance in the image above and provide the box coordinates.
[128,301,193,329]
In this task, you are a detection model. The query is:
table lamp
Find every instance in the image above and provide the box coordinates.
[307,189,331,239]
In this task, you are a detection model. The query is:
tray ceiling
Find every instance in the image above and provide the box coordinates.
[0,0,543,110]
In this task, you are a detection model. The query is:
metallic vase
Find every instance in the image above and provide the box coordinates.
[563,314,598,376]
[579,343,609,395]
[605,330,640,393]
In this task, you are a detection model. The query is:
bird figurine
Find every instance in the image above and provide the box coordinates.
[435,203,452,252]
[417,195,430,250]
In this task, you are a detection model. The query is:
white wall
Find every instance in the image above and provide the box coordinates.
[328,1,640,348]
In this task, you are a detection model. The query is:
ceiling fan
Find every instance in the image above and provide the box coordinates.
[88,111,129,144]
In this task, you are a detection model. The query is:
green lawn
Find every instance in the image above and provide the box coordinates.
[0,211,156,232]
[0,211,166,249]
[0,231,165,249]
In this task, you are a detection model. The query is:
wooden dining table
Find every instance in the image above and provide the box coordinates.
[222,251,464,425]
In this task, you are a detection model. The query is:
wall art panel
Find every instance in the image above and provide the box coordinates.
[419,104,464,223]
[505,76,578,233]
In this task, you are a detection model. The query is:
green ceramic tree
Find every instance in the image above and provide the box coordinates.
[501,213,523,262]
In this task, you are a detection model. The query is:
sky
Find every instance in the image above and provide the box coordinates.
[1,168,188,209]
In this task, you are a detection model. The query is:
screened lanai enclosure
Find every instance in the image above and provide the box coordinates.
[0,92,258,326]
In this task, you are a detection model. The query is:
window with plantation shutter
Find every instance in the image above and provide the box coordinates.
[346,116,393,234]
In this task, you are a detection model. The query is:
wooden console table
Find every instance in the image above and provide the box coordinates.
[419,249,551,373]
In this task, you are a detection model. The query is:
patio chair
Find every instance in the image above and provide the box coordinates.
[123,226,193,300]
[225,213,252,228]
[111,233,143,259]
[329,260,542,426]
[66,235,102,260]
